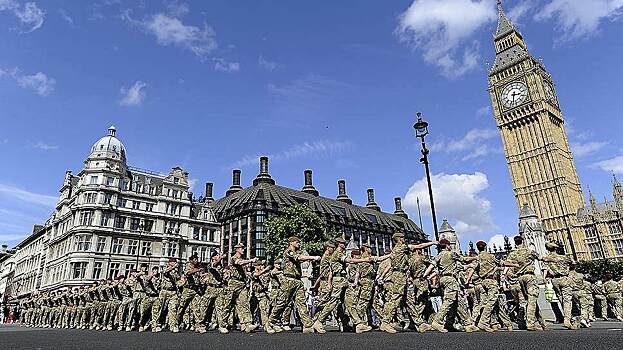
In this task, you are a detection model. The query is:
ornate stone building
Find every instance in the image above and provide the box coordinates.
[213,157,427,260]
[488,2,587,260]
[575,176,623,261]
[438,219,460,254]
[7,127,220,298]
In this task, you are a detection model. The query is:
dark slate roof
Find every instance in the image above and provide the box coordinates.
[577,201,618,220]
[490,44,529,74]
[213,182,427,239]
[495,4,515,39]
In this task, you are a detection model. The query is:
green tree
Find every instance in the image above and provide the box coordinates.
[577,259,623,280]
[265,203,329,260]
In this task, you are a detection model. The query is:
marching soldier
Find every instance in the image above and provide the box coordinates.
[219,243,258,334]
[152,258,180,333]
[542,242,576,329]
[267,236,321,334]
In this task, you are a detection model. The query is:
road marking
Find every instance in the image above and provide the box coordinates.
[607,329,622,331]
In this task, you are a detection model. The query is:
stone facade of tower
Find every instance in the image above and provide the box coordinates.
[488,3,587,260]
[439,219,460,255]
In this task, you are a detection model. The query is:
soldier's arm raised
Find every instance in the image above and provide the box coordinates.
[297,255,321,262]
[408,241,438,251]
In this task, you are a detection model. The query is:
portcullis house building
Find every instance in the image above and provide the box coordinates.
[213,157,428,259]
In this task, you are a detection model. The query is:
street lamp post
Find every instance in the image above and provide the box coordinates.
[414,112,440,247]
[136,223,144,267]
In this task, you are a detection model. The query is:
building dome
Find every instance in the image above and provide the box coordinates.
[90,126,126,160]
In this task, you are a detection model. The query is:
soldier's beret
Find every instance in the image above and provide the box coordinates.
[255,260,265,266]
[439,239,451,246]
[392,232,405,240]
[351,249,361,256]
[334,238,347,245]
[288,236,301,242]
[324,241,336,248]
[234,243,245,249]
[361,243,371,249]
[168,257,177,262]
[476,240,487,248]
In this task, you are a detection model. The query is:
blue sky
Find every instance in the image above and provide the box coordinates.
[1,0,623,249]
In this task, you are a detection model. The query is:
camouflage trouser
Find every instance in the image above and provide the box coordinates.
[220,280,253,328]
[381,271,407,324]
[315,276,347,324]
[552,277,573,323]
[473,283,484,318]
[495,293,513,327]
[269,276,313,328]
[106,300,120,327]
[478,278,500,328]
[152,289,179,329]
[252,291,271,327]
[518,274,540,328]
[269,288,293,326]
[354,278,375,326]
[116,297,132,328]
[434,275,473,327]
[405,278,428,326]
[80,304,91,326]
[178,288,200,327]
[579,291,593,320]
[606,293,622,318]
[127,293,145,327]
[344,284,362,326]
[140,295,158,327]
[594,294,607,318]
[75,306,84,327]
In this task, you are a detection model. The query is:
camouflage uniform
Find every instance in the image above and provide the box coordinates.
[544,251,574,326]
[177,262,202,329]
[506,246,540,329]
[381,241,410,326]
[405,252,432,331]
[473,251,511,331]
[152,267,180,332]
[314,246,348,326]
[220,255,254,330]
[569,270,589,322]
[269,249,313,330]
[604,280,622,319]
[116,279,134,330]
[127,277,146,330]
[354,251,377,329]
[139,274,160,330]
[251,265,272,328]
[432,250,475,330]
[592,282,608,319]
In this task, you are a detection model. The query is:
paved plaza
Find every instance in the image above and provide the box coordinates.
[2,322,622,350]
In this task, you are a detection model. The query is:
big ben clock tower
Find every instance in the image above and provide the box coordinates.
[488,1,587,260]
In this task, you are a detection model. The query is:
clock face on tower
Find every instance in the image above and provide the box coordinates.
[500,81,528,109]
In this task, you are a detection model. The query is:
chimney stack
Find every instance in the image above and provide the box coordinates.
[302,170,319,196]
[226,169,243,196]
[366,188,381,211]
[336,179,352,204]
[253,156,276,186]
[394,197,408,218]
[204,182,214,201]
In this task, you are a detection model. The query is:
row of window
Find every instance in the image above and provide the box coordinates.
[73,235,153,256]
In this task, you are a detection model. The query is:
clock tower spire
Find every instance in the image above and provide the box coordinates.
[488,1,587,260]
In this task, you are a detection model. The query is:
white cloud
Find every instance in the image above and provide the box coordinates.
[228,140,353,169]
[188,178,198,192]
[213,57,240,72]
[0,0,45,33]
[0,183,57,207]
[593,155,623,174]
[126,10,217,59]
[404,172,497,236]
[58,8,73,26]
[32,142,58,150]
[15,71,55,96]
[258,54,283,71]
[487,233,514,251]
[535,0,623,42]
[396,0,497,78]
[119,80,147,106]
[570,141,608,157]
[430,128,501,160]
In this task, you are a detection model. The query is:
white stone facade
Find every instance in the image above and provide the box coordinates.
[8,127,220,297]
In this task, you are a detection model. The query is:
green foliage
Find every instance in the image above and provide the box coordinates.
[576,259,623,280]
[264,203,329,260]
